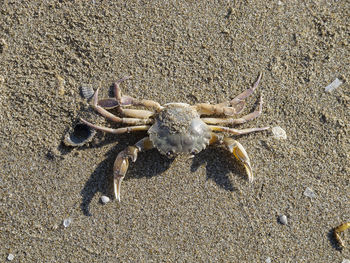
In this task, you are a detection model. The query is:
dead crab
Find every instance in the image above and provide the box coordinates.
[81,74,269,201]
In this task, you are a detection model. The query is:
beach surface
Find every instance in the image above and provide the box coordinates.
[1,1,349,262]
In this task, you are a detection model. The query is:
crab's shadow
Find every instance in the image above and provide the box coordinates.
[191,146,244,192]
[80,134,244,215]
[80,133,172,216]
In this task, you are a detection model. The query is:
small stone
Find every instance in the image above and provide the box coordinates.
[342,259,350,263]
[325,78,342,92]
[101,195,110,204]
[63,218,72,228]
[56,75,66,96]
[265,257,272,263]
[279,215,288,225]
[7,254,14,261]
[304,187,316,198]
[272,126,287,140]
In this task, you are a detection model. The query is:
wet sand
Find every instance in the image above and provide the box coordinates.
[1,1,349,262]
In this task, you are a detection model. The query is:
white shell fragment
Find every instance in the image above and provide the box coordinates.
[279,215,288,225]
[80,85,95,99]
[342,259,350,263]
[304,187,316,198]
[272,126,287,140]
[101,195,110,204]
[325,78,342,92]
[7,254,14,261]
[63,218,72,228]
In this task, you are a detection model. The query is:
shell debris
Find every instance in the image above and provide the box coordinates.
[304,187,316,198]
[279,215,288,225]
[63,218,72,228]
[101,195,110,204]
[80,85,95,99]
[325,78,343,92]
[64,123,96,147]
[7,254,14,261]
[272,126,287,140]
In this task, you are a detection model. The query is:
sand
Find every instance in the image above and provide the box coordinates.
[1,1,349,262]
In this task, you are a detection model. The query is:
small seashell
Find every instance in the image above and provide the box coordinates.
[63,218,72,228]
[7,254,14,261]
[304,187,316,198]
[101,195,110,204]
[279,215,288,225]
[272,126,287,140]
[64,123,96,147]
[80,85,95,99]
[325,78,342,93]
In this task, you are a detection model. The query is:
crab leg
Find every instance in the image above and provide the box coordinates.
[113,137,154,201]
[194,103,243,116]
[229,72,262,110]
[208,125,269,135]
[210,133,254,182]
[119,108,154,119]
[194,72,263,116]
[334,222,350,248]
[91,88,153,125]
[114,77,163,111]
[80,118,150,134]
[201,96,264,125]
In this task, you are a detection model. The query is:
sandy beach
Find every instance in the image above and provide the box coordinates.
[1,1,349,262]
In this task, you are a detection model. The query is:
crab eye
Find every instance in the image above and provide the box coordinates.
[191,149,199,155]
[166,150,174,157]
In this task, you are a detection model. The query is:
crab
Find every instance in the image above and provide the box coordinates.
[334,222,350,248]
[80,73,269,201]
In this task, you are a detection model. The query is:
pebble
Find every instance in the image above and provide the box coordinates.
[342,259,350,263]
[7,254,14,261]
[325,78,342,92]
[279,215,288,225]
[304,187,316,198]
[63,218,72,228]
[101,195,110,204]
[271,126,287,140]
[265,257,272,263]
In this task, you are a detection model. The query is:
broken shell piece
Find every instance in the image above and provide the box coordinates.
[100,195,110,204]
[325,78,342,92]
[64,123,96,147]
[80,85,95,99]
[272,126,287,140]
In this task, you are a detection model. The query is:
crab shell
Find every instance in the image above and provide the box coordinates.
[148,103,212,157]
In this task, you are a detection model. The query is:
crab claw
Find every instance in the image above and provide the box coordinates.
[113,146,139,202]
[223,138,254,183]
[113,157,129,202]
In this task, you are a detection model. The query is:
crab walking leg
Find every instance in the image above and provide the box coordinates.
[113,78,163,111]
[195,72,263,116]
[119,108,154,119]
[334,222,350,248]
[202,96,264,125]
[210,133,254,182]
[229,72,262,109]
[113,137,154,201]
[80,118,150,134]
[208,125,269,135]
[194,103,244,116]
[91,88,153,125]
